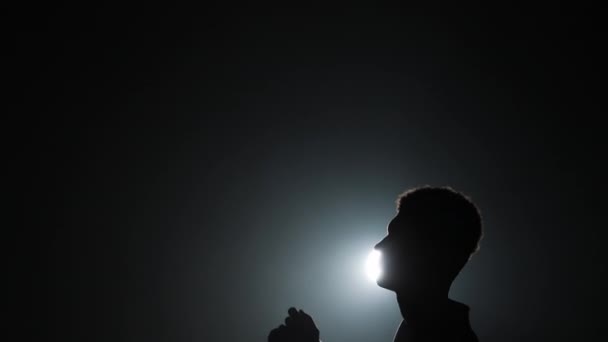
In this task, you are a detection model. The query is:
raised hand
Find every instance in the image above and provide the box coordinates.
[268,307,320,342]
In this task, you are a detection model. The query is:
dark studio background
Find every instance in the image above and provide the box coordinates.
[14,5,606,342]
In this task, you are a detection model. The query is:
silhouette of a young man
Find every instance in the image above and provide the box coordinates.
[269,186,483,342]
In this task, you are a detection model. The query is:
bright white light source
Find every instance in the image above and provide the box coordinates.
[365,250,382,282]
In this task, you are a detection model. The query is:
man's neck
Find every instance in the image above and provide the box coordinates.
[396,291,465,327]
[393,296,475,342]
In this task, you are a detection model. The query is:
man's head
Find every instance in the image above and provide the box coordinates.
[374,186,483,297]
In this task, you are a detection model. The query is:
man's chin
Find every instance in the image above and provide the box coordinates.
[376,276,397,291]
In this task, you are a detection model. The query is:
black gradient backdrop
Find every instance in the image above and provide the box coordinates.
[18,6,605,342]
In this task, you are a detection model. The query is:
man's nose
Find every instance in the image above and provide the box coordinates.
[374,236,388,250]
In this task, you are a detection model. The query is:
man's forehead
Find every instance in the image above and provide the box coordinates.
[388,213,423,235]
[387,214,406,233]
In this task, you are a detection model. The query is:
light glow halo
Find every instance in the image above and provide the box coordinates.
[365,249,382,282]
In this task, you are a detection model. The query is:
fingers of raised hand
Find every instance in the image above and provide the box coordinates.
[285,307,308,328]
[287,308,316,328]
[268,324,288,342]
[298,309,315,325]
[270,307,320,342]
[287,307,319,337]
[288,307,299,316]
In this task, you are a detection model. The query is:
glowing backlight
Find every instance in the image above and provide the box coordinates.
[365,250,382,282]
